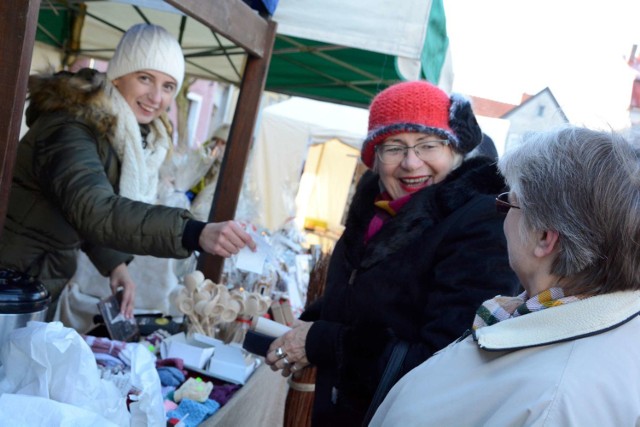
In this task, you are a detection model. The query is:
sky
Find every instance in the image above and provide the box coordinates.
[442,0,640,129]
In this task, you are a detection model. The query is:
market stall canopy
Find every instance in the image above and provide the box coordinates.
[246,97,368,230]
[36,0,451,107]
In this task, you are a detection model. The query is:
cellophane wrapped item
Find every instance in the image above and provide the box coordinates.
[222,222,311,325]
[188,143,226,222]
[157,146,215,203]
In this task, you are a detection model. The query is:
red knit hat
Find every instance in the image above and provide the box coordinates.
[361,80,482,168]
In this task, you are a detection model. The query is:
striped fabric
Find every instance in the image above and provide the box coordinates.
[473,288,582,330]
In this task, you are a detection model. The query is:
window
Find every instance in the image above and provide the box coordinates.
[186,92,203,148]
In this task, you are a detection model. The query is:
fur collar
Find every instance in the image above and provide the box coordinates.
[26,68,115,133]
[343,156,507,269]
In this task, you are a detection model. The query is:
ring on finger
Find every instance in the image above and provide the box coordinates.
[290,364,298,372]
[275,347,286,359]
[282,357,291,368]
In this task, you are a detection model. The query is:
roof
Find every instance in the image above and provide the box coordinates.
[501,87,569,122]
[469,96,516,118]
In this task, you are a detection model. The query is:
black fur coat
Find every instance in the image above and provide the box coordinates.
[301,156,520,426]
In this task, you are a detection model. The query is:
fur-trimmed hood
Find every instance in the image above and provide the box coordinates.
[26,68,116,136]
[343,156,507,269]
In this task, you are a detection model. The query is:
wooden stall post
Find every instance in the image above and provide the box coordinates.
[162,1,277,283]
[0,0,41,237]
[198,20,278,282]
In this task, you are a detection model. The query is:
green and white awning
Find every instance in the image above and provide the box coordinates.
[36,0,451,107]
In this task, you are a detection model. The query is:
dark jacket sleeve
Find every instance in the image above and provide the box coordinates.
[82,241,134,277]
[301,237,345,368]
[299,298,323,322]
[34,124,193,258]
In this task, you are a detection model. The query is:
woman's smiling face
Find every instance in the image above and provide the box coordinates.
[112,69,177,124]
[376,132,458,200]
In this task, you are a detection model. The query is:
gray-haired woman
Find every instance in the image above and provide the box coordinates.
[371,126,640,426]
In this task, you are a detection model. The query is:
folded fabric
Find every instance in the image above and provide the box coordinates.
[157,366,186,387]
[94,352,126,369]
[166,398,220,427]
[156,357,186,372]
[164,399,178,412]
[143,329,173,354]
[210,383,241,406]
[161,387,176,403]
[174,377,213,403]
[83,335,128,361]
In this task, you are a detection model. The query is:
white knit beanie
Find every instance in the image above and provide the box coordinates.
[107,23,185,93]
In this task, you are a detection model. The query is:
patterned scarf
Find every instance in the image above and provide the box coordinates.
[472,288,582,330]
[364,191,413,243]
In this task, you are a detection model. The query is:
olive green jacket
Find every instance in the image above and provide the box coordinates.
[0,74,193,294]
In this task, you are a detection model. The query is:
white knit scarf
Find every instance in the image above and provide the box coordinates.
[104,81,170,203]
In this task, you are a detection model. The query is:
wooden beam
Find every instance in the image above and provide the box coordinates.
[0,0,41,237]
[198,20,278,282]
[164,0,268,58]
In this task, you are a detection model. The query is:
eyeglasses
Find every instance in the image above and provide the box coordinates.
[375,140,449,165]
[495,192,520,214]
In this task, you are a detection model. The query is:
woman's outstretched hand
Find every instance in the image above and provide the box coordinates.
[199,221,257,257]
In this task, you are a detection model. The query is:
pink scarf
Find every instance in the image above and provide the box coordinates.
[364,192,413,243]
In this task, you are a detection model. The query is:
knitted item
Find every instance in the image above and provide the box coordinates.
[174,377,214,403]
[472,288,583,330]
[210,383,241,406]
[361,81,482,168]
[157,366,186,387]
[156,357,187,372]
[107,23,185,92]
[166,398,220,427]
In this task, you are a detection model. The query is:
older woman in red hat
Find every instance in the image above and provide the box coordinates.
[266,81,519,426]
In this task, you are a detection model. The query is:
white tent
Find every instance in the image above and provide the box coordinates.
[245,97,369,231]
[275,0,433,60]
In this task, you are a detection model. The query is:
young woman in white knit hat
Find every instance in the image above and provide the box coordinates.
[265,81,520,426]
[0,24,256,323]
